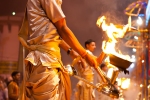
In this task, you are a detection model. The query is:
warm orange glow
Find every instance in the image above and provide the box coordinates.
[121,78,130,89]
[116,78,122,86]
[107,68,114,79]
[96,16,134,62]
[140,84,143,88]
[117,78,131,89]
[120,98,124,100]
[102,40,116,54]
[97,16,129,42]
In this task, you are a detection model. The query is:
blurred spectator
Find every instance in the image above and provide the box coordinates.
[113,81,119,100]
[100,63,108,73]
[114,81,119,89]
[0,74,13,86]
[0,79,8,100]
[95,63,111,100]
[8,71,20,100]
[75,39,96,100]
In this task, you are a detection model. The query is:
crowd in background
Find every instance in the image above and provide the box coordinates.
[0,71,20,100]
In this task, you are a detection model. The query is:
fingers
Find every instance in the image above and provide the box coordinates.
[84,53,98,68]
[79,58,86,69]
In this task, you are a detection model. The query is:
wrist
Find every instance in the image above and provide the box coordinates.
[26,45,30,50]
[81,51,88,58]
[67,48,72,55]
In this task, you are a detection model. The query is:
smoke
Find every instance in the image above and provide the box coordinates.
[123,80,140,100]
[62,0,136,49]
[118,71,141,100]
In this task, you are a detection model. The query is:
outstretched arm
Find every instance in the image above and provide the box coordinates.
[54,18,98,67]
[97,52,106,66]
[54,18,86,57]
[59,40,79,59]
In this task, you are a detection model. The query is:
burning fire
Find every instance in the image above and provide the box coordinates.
[120,78,130,89]
[96,16,134,62]
[97,16,129,42]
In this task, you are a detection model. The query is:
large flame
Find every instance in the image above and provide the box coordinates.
[97,16,129,42]
[96,16,133,61]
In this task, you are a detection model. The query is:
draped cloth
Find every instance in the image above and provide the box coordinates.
[76,50,95,100]
[76,67,95,100]
[19,43,71,100]
[75,50,95,100]
[18,0,71,99]
[18,0,71,98]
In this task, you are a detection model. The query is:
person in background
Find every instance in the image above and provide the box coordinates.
[0,79,8,100]
[95,63,108,86]
[114,81,118,89]
[76,39,96,100]
[113,81,124,100]
[95,63,111,100]
[8,71,20,100]
[100,63,108,74]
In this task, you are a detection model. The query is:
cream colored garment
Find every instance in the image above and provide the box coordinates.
[75,50,95,100]
[25,63,61,100]
[18,0,70,99]
[94,68,111,100]
[19,43,71,100]
[25,42,62,68]
[24,61,70,100]
[18,0,66,71]
[26,0,65,45]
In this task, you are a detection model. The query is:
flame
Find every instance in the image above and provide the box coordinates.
[97,16,129,42]
[96,16,134,61]
[117,78,130,89]
[120,78,130,89]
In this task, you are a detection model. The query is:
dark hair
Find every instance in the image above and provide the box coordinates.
[84,39,95,48]
[114,81,118,85]
[11,71,20,77]
[100,63,106,69]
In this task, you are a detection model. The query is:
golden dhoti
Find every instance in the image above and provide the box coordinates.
[19,42,71,100]
[25,62,61,100]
